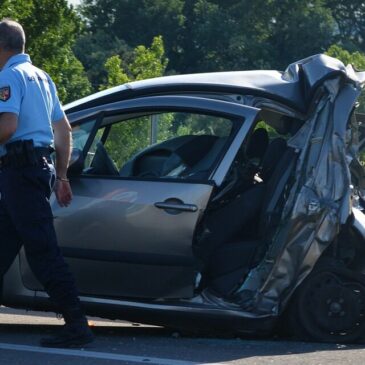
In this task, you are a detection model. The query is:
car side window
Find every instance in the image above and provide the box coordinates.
[83,111,234,179]
[71,119,96,152]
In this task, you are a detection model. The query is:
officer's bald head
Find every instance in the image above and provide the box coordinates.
[0,19,25,53]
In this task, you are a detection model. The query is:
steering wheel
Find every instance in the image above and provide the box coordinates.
[90,142,119,176]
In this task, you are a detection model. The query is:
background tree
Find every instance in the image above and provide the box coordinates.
[74,30,130,90]
[326,45,365,114]
[74,0,365,164]
[101,55,129,90]
[100,35,168,88]
[100,36,170,167]
[0,0,91,103]
[266,0,335,69]
[325,0,365,52]
[76,0,341,75]
[78,0,184,76]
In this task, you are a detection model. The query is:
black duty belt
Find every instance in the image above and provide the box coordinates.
[0,147,53,168]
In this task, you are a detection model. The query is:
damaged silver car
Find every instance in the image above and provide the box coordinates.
[2,54,365,343]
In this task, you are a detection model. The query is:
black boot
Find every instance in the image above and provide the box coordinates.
[40,308,94,348]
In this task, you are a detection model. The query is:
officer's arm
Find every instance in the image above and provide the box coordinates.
[53,116,72,179]
[0,112,18,144]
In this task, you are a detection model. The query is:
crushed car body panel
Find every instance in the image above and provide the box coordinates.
[233,60,364,316]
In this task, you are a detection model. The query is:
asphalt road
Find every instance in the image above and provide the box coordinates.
[1,306,365,364]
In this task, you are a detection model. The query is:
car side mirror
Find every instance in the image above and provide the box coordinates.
[67,148,84,176]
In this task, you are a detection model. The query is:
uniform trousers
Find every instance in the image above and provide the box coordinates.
[0,159,80,310]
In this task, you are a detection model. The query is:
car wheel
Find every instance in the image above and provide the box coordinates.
[289,269,365,343]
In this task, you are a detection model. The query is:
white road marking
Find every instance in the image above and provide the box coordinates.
[0,342,227,365]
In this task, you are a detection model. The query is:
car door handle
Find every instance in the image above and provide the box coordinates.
[154,202,198,212]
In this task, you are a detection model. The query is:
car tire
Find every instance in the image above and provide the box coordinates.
[286,266,365,343]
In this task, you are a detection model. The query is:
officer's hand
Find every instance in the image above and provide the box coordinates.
[55,180,73,207]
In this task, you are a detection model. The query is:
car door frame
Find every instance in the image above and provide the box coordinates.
[19,95,261,300]
[67,95,260,187]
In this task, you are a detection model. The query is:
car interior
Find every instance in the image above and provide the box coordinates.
[82,111,234,180]
[73,107,305,299]
[118,134,225,179]
[193,111,304,298]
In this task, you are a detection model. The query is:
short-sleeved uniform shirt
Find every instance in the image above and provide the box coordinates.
[0,53,65,156]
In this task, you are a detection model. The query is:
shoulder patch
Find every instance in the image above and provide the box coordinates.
[0,86,10,101]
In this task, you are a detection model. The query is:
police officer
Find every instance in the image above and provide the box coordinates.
[0,19,94,347]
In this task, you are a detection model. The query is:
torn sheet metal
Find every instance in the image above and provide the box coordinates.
[234,63,363,316]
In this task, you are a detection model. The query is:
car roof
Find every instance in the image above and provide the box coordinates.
[65,54,365,114]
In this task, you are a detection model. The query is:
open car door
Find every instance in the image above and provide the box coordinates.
[20,96,260,299]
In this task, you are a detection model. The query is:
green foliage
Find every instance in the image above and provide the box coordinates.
[74,30,131,90]
[101,56,129,90]
[42,48,91,103]
[326,45,365,69]
[104,112,233,169]
[255,121,280,139]
[100,36,168,88]
[79,0,184,73]
[78,1,365,167]
[101,36,169,165]
[99,35,235,169]
[0,0,91,103]
[0,0,34,20]
[325,0,365,52]
[130,36,169,81]
[77,0,341,74]
[266,0,335,69]
[105,118,151,168]
[171,113,232,138]
[361,150,365,164]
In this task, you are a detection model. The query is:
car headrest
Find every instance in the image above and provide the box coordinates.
[246,128,269,161]
[174,135,218,166]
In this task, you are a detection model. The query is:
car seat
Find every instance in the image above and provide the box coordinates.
[259,137,287,181]
[195,128,271,252]
[199,140,298,296]
[245,127,270,164]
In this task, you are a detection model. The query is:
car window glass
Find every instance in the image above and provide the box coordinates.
[71,119,96,151]
[72,119,106,171]
[105,115,151,170]
[83,111,234,179]
[84,127,106,169]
